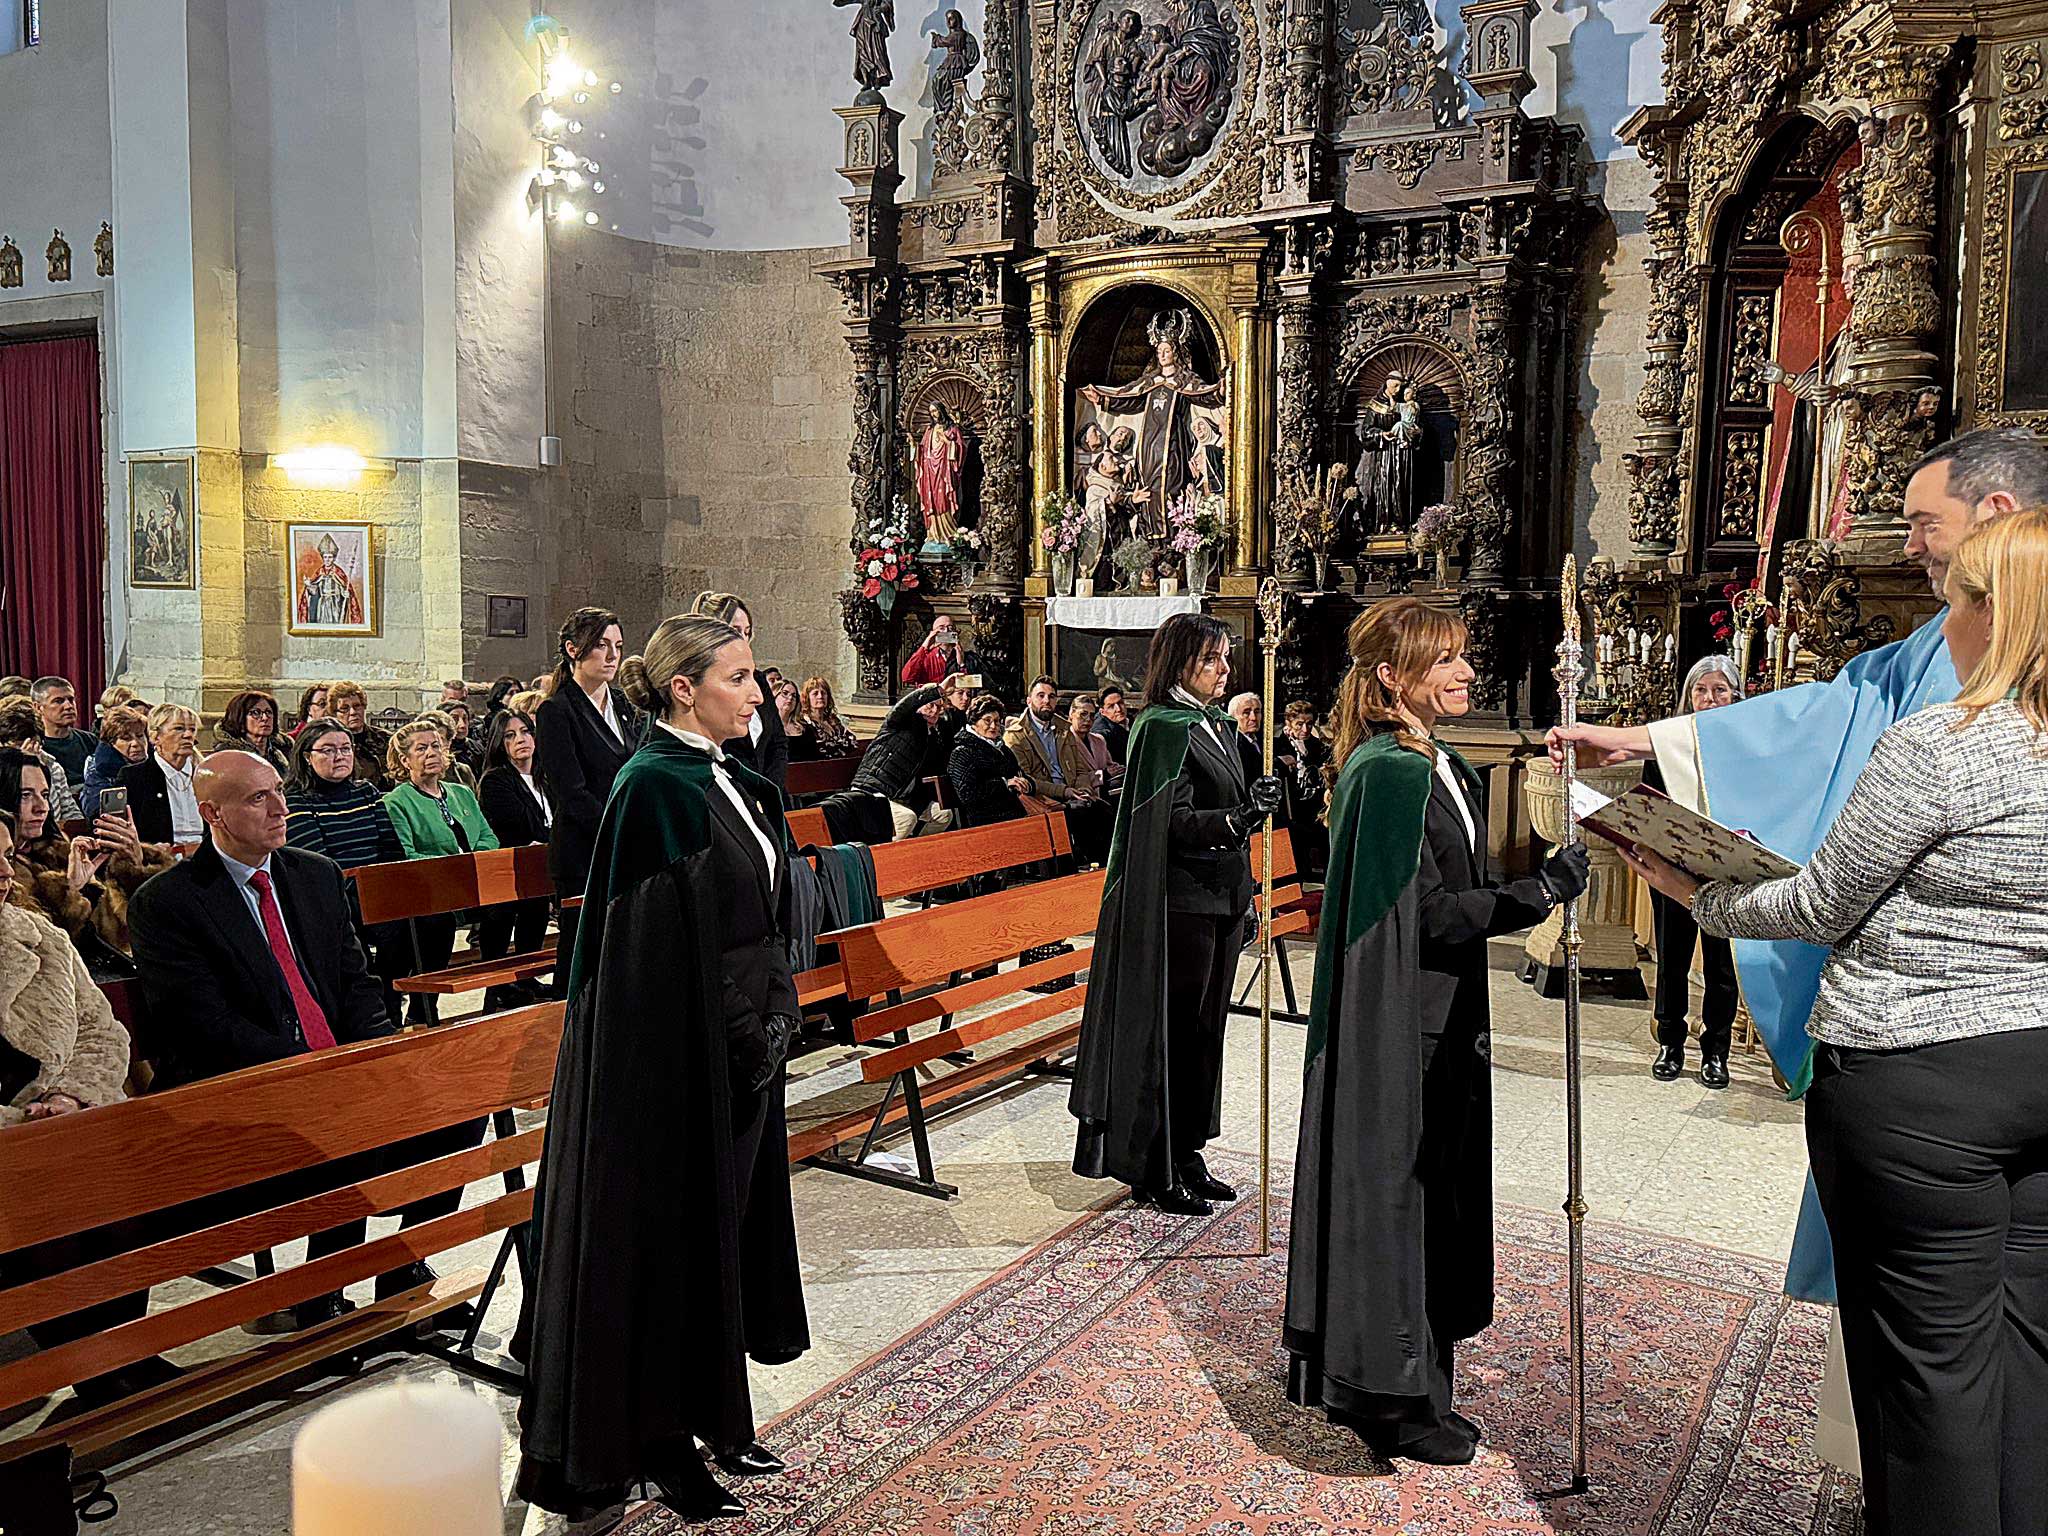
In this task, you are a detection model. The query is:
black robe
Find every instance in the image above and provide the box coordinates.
[1070,703,1249,1191]
[1284,731,1550,1410]
[516,730,807,1514]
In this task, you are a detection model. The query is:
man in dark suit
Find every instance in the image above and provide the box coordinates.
[1091,687,1131,766]
[128,750,469,1330]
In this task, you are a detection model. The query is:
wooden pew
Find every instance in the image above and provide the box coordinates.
[790,812,1073,1013]
[789,867,1104,1198]
[784,747,868,801]
[1229,828,1316,1025]
[348,844,557,1000]
[0,1005,560,1465]
[785,806,832,848]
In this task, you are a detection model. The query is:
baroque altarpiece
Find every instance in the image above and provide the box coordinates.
[1600,0,2048,717]
[821,0,1602,740]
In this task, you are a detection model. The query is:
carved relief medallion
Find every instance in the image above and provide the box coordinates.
[1072,0,1245,197]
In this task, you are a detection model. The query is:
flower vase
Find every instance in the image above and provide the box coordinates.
[1188,544,1218,596]
[1313,552,1332,591]
[1051,550,1077,597]
[1077,511,1107,589]
[876,583,896,617]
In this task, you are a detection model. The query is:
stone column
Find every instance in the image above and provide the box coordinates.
[1272,294,1319,580]
[1838,41,1950,556]
[1024,261,1060,591]
[1618,116,1690,560]
[1463,284,1517,583]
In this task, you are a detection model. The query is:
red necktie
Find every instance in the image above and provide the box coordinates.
[247,869,336,1051]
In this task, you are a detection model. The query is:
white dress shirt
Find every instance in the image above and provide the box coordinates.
[660,722,779,876]
[217,847,297,958]
[158,752,204,842]
[588,683,622,743]
[1434,749,1478,852]
[1170,687,1234,760]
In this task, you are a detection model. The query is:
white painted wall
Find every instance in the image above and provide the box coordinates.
[0,0,113,310]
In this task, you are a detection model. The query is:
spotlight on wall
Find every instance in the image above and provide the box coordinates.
[526,12,619,235]
[270,445,393,489]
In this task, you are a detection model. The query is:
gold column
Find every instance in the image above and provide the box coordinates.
[1023,256,1059,595]
[1224,257,1272,591]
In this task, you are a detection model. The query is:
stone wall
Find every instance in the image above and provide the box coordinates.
[1569,156,1656,561]
[546,234,857,690]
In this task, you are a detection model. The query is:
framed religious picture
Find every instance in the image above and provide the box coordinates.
[286,522,377,637]
[127,455,196,589]
[486,595,528,639]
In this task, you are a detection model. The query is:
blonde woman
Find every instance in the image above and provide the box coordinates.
[121,702,203,846]
[1629,510,2048,1536]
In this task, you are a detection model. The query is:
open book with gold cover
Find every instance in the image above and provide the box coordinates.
[1568,780,1800,885]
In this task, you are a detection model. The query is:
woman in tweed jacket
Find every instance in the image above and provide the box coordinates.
[1627,509,2048,1536]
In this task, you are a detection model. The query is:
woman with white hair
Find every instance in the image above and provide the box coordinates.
[1645,655,1744,1088]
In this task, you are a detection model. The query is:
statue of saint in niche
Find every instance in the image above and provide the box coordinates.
[1080,0,1239,183]
[1354,372,1423,535]
[928,10,980,113]
[909,401,969,549]
[1761,243,1860,546]
[834,0,895,99]
[1079,308,1228,540]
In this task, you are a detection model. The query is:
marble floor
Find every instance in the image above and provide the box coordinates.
[8,937,1809,1534]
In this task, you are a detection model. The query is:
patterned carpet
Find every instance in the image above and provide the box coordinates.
[621,1179,1863,1534]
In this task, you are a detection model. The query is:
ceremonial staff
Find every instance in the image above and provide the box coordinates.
[1555,556,1591,1495]
[1255,577,1284,1258]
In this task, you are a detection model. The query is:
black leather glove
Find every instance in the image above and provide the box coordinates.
[1539,842,1593,906]
[1247,776,1284,819]
[732,1012,798,1095]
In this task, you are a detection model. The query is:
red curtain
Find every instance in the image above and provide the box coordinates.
[0,334,106,704]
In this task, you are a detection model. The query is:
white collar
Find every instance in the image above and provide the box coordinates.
[658,720,726,763]
[1170,686,1213,713]
[156,752,193,783]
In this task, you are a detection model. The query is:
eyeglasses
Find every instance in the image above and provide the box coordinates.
[310,745,354,759]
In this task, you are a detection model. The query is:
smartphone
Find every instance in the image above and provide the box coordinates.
[960,674,983,690]
[98,786,130,819]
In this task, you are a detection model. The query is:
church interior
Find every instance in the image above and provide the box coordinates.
[2,0,2046,1530]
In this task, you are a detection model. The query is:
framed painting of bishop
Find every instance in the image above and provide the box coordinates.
[286,522,377,636]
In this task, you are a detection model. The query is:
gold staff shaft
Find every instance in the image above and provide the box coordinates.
[1556,556,1591,1495]
[1256,580,1283,1259]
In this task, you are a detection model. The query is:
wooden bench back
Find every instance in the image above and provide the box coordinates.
[864,812,1070,902]
[784,744,869,799]
[0,1005,561,1422]
[835,868,1105,1004]
[347,843,554,925]
[784,806,832,847]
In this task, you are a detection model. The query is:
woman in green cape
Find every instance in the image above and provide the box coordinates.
[1070,612,1282,1214]
[517,615,809,1522]
[1284,598,1588,1465]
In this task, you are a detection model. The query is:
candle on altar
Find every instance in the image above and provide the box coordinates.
[1663,633,1676,665]
[294,1382,502,1536]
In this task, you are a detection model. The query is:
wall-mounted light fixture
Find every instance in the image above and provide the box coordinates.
[523,14,621,232]
[269,445,397,489]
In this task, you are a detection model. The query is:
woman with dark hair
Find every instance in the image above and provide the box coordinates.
[290,682,330,738]
[1,747,171,975]
[482,674,523,732]
[477,710,553,1010]
[534,606,639,985]
[284,722,407,1024]
[775,679,818,762]
[947,694,1033,827]
[1069,612,1283,1215]
[1275,699,1330,880]
[1284,598,1588,1466]
[81,705,151,821]
[518,614,809,1523]
[215,689,292,778]
[689,591,789,798]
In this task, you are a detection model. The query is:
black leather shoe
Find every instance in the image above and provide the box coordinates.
[1448,1410,1483,1444]
[1390,1423,1479,1466]
[292,1291,357,1330]
[1699,1053,1730,1090]
[1135,1183,1213,1217]
[642,1444,744,1521]
[713,1442,785,1478]
[1651,1045,1684,1081]
[376,1260,439,1300]
[1178,1163,1237,1203]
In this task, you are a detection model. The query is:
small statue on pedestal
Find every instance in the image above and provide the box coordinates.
[834,0,896,102]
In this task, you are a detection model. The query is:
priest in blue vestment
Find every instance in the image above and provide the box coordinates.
[1552,426,2048,1296]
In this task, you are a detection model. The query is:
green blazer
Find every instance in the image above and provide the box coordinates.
[383,780,501,860]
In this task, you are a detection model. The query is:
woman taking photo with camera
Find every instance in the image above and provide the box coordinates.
[1284,598,1589,1467]
[518,614,809,1525]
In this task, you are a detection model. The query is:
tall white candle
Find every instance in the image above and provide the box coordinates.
[294,1382,502,1536]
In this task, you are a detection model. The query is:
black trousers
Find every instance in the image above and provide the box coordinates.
[1164,911,1240,1169]
[1061,799,1115,867]
[478,897,550,965]
[1650,889,1737,1056]
[1807,1028,2048,1536]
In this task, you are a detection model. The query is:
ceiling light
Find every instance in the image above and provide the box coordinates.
[566,119,583,134]
[583,211,600,226]
[562,170,584,188]
[555,201,579,222]
[591,180,606,194]
[270,445,391,488]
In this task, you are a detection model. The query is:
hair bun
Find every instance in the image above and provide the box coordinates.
[615,655,658,714]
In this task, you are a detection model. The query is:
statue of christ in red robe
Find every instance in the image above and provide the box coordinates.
[910,402,967,547]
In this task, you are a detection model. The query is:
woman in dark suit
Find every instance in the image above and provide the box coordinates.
[123,704,204,848]
[1070,614,1284,1216]
[477,709,554,1012]
[534,606,639,991]
[518,615,807,1523]
[1285,599,1589,1465]
[689,591,788,800]
[947,694,1033,827]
